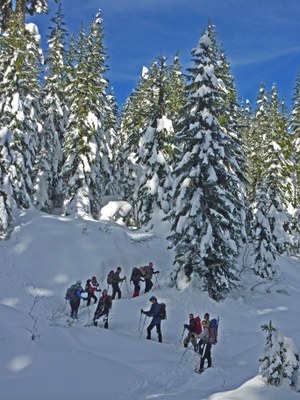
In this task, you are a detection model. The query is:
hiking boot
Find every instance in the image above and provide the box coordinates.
[146,336,151,340]
[93,319,98,327]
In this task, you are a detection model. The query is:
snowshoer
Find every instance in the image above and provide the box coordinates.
[183,313,198,351]
[65,280,85,319]
[111,267,126,300]
[144,262,159,293]
[130,266,144,297]
[203,312,210,327]
[93,289,112,328]
[141,296,162,343]
[85,276,101,306]
[196,320,212,373]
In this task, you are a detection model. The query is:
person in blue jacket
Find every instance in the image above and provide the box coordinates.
[141,296,162,343]
[65,280,86,319]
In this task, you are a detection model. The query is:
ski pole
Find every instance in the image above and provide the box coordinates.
[154,274,161,290]
[139,314,147,338]
[179,344,193,363]
[125,278,130,297]
[175,327,186,346]
[179,327,185,344]
[138,312,143,332]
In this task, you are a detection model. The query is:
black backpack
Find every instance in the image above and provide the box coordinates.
[130,267,141,282]
[107,270,114,285]
[160,303,167,320]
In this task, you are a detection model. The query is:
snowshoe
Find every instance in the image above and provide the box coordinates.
[195,368,204,374]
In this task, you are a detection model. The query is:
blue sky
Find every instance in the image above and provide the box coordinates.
[33,0,300,110]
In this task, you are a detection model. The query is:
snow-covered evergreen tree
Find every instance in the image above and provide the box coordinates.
[0,10,43,233]
[259,321,299,388]
[0,0,48,33]
[33,0,68,212]
[60,11,113,218]
[263,85,292,253]
[215,46,248,243]
[247,84,269,205]
[251,187,276,278]
[290,72,300,208]
[134,57,174,228]
[103,88,120,196]
[166,24,244,300]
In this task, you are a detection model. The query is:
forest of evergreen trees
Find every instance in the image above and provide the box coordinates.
[1,1,300,300]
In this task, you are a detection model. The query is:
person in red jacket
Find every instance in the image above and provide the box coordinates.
[85,276,101,306]
[183,313,198,351]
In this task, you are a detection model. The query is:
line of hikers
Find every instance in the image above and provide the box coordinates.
[65,280,218,374]
[64,262,160,326]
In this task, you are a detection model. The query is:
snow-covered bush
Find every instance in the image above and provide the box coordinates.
[259,320,299,390]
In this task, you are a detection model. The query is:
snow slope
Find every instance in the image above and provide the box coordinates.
[0,209,300,400]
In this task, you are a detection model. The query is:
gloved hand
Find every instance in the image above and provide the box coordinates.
[184,324,188,329]
[141,309,144,314]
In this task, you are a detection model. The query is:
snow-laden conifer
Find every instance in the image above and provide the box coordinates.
[33,0,68,212]
[60,12,113,218]
[166,24,243,300]
[0,12,43,234]
[0,0,48,33]
[134,57,174,228]
[259,321,299,388]
[251,187,276,278]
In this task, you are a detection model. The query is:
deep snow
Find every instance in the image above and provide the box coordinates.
[0,208,300,400]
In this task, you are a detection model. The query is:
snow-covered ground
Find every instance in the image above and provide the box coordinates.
[0,208,300,400]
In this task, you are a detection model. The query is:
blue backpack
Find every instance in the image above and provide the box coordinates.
[209,318,219,345]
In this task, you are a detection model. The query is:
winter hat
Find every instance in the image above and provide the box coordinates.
[76,280,82,285]
[102,289,107,295]
[149,296,157,302]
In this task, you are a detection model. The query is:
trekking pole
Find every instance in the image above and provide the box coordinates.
[179,344,193,363]
[138,312,143,332]
[125,278,130,297]
[154,274,161,290]
[139,314,147,338]
[176,327,185,346]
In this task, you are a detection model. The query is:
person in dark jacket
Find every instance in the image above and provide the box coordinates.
[183,313,198,351]
[144,262,159,293]
[85,276,101,306]
[111,267,126,299]
[141,296,162,343]
[130,266,144,297]
[93,289,112,328]
[65,280,85,319]
[197,319,212,373]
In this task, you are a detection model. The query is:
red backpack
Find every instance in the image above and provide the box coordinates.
[194,316,202,334]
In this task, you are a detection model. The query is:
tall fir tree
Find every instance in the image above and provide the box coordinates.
[247,83,269,205]
[33,0,68,212]
[60,12,113,218]
[263,85,292,253]
[134,56,174,228]
[0,9,43,234]
[290,72,300,207]
[0,0,48,32]
[166,24,244,300]
[251,187,276,278]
